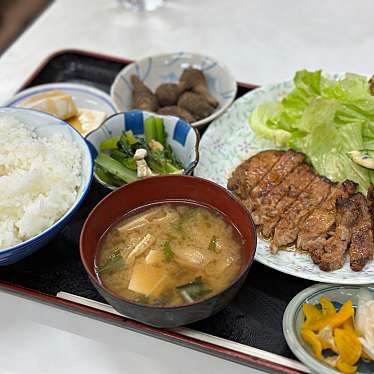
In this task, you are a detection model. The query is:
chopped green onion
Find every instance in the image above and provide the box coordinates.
[96,249,124,275]
[208,235,219,252]
[163,240,174,262]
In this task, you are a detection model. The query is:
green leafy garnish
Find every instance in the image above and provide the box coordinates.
[96,249,124,275]
[176,277,212,302]
[208,235,219,252]
[163,241,174,262]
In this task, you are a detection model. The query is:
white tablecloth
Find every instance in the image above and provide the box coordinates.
[0,0,373,104]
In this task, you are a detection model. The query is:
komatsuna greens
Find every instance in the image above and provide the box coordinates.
[95,116,184,187]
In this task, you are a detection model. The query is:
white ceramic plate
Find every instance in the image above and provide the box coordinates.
[283,284,374,374]
[110,52,237,128]
[5,82,118,115]
[194,78,374,284]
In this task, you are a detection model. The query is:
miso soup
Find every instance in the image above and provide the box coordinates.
[95,203,244,306]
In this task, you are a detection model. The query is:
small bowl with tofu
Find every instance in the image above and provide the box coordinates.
[85,110,199,190]
[80,175,257,328]
[5,82,117,137]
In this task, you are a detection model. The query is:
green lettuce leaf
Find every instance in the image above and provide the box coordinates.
[249,70,374,192]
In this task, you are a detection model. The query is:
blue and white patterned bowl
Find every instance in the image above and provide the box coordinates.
[110,52,237,128]
[86,110,200,190]
[0,107,93,265]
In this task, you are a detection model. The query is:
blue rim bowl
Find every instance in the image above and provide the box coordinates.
[86,110,200,190]
[0,107,93,265]
[283,284,374,374]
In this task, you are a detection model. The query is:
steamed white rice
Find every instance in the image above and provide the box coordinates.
[0,117,82,250]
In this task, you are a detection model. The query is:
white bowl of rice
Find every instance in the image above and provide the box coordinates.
[0,107,93,265]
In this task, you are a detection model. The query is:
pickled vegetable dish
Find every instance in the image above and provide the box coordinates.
[95,203,243,306]
[301,295,373,373]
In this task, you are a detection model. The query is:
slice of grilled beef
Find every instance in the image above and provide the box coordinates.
[367,184,374,229]
[349,193,374,271]
[248,150,305,212]
[297,180,358,259]
[318,196,360,271]
[261,166,316,238]
[227,150,283,199]
[252,163,314,227]
[271,176,333,253]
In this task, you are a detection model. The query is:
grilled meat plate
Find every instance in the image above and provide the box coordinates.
[228,149,374,272]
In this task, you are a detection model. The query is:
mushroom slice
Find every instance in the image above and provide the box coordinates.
[127,233,155,264]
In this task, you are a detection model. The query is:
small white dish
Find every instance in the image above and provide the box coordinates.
[5,82,118,115]
[283,284,374,374]
[110,52,237,128]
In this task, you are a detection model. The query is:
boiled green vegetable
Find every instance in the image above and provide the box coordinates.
[144,117,157,144]
[95,153,138,183]
[154,117,166,144]
[94,117,184,187]
[100,135,121,151]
